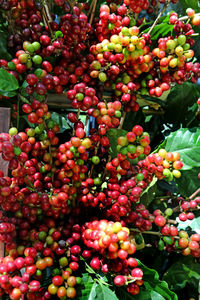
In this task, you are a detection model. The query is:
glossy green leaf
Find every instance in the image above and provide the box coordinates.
[141,177,158,207]
[96,283,119,300]
[163,256,200,292]
[164,83,200,129]
[165,128,200,170]
[0,31,12,61]
[176,166,200,196]
[0,68,19,95]
[180,0,200,10]
[137,260,178,300]
[79,273,96,300]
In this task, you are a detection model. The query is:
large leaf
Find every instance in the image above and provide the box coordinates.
[163,256,200,292]
[176,166,200,196]
[0,31,12,61]
[179,0,200,10]
[164,83,200,129]
[107,128,128,158]
[137,260,178,300]
[96,283,119,300]
[165,128,200,170]
[0,68,19,95]
[118,260,178,300]
[79,273,97,300]
[141,177,158,207]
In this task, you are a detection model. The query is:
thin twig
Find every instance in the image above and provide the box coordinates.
[179,13,200,21]
[142,109,165,115]
[148,0,170,35]
[130,228,179,239]
[72,108,80,136]
[118,111,126,129]
[189,187,200,200]
[41,0,54,39]
[89,0,97,25]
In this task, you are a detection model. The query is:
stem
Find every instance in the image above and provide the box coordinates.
[118,111,126,129]
[148,0,170,35]
[189,187,200,200]
[179,13,200,21]
[89,0,97,25]
[191,33,200,37]
[168,219,177,225]
[142,109,165,115]
[84,115,89,133]
[131,228,161,236]
[41,0,54,39]
[130,228,179,239]
[72,108,80,136]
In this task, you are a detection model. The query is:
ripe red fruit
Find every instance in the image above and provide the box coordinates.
[114,275,125,286]
[154,215,166,227]
[90,257,101,270]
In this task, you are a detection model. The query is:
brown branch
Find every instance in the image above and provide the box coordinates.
[189,187,200,200]
[89,0,97,25]
[41,0,54,39]
[118,111,126,130]
[148,0,170,35]
[142,109,165,115]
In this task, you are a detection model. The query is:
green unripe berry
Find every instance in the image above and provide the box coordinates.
[94,177,102,185]
[141,79,147,88]
[158,239,165,251]
[136,173,144,181]
[163,236,174,245]
[115,111,121,118]
[98,72,107,82]
[165,208,173,217]
[77,159,84,165]
[121,27,130,36]
[163,169,171,177]
[26,44,35,53]
[92,156,100,164]
[108,23,115,30]
[127,144,136,154]
[177,34,186,46]
[183,43,190,51]
[46,236,54,245]
[9,127,18,136]
[27,128,35,137]
[32,42,41,51]
[59,257,68,267]
[120,146,128,155]
[75,93,84,101]
[32,55,42,65]
[38,231,47,241]
[7,62,16,70]
[166,39,176,50]
[55,31,63,38]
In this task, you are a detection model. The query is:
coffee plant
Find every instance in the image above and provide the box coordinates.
[0,0,199,299]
